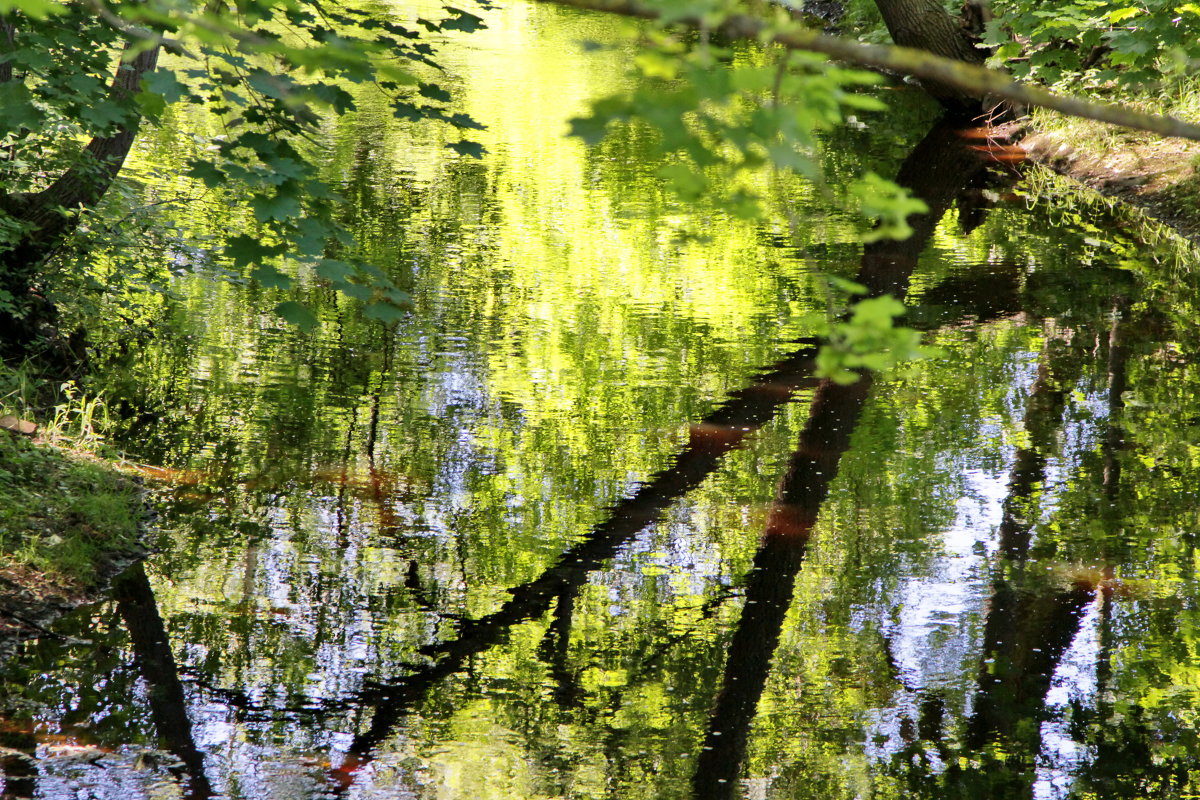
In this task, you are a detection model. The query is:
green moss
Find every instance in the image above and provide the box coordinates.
[0,431,144,590]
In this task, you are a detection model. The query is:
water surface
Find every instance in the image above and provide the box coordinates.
[4,3,1200,799]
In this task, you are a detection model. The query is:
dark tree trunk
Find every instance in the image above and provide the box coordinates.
[871,0,990,109]
[0,38,158,351]
[873,0,981,62]
[0,16,15,84]
[114,562,214,799]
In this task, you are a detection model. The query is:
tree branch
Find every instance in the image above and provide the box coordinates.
[3,36,160,260]
[87,0,193,58]
[534,0,1200,141]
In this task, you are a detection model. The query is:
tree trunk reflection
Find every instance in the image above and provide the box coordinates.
[113,563,214,800]
[691,114,1006,798]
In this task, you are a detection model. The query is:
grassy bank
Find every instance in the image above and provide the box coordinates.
[1023,91,1200,241]
[0,363,145,595]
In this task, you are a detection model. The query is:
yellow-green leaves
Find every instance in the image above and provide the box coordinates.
[848,172,928,243]
[566,15,922,243]
[816,294,932,384]
[1107,6,1143,22]
[0,0,63,19]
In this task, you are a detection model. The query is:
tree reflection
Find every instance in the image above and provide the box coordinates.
[340,339,825,766]
[112,563,214,800]
[692,115,1014,798]
[692,374,876,797]
[888,295,1147,799]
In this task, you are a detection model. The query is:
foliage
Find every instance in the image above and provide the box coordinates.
[0,363,142,585]
[11,21,1200,788]
[568,15,924,233]
[986,0,1200,90]
[814,289,932,383]
[0,0,491,324]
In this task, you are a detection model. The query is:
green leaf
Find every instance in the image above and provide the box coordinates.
[142,68,189,104]
[275,301,318,331]
[185,160,226,187]
[0,82,45,136]
[294,217,335,255]
[850,295,906,326]
[339,284,373,301]
[393,101,425,121]
[657,163,708,199]
[439,8,485,32]
[314,259,356,282]
[0,0,65,18]
[419,82,452,102]
[225,235,286,267]
[250,191,302,222]
[634,51,680,79]
[991,42,1024,62]
[251,265,293,289]
[261,155,310,184]
[445,112,485,131]
[838,93,887,112]
[567,114,612,145]
[363,299,409,323]
[849,172,928,242]
[827,276,868,296]
[79,100,129,131]
[135,90,167,119]
[305,83,357,114]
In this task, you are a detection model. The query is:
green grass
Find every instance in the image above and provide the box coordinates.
[0,362,144,590]
[1028,75,1200,148]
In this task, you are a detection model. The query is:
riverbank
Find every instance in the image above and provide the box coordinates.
[1021,113,1200,242]
[0,368,147,641]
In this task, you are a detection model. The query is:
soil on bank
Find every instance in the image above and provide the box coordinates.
[1022,127,1200,241]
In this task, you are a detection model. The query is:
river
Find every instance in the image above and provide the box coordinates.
[2,3,1200,798]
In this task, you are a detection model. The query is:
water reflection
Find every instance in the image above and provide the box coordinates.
[692,117,1009,798]
[6,2,1200,798]
[112,563,213,800]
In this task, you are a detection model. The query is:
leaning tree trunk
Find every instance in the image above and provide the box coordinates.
[0,36,158,352]
[871,0,989,109]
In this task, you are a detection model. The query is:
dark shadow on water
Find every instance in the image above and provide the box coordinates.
[112,562,214,800]
[691,115,1009,799]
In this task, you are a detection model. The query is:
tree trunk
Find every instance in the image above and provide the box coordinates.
[871,0,988,108]
[0,38,158,351]
[0,16,15,84]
